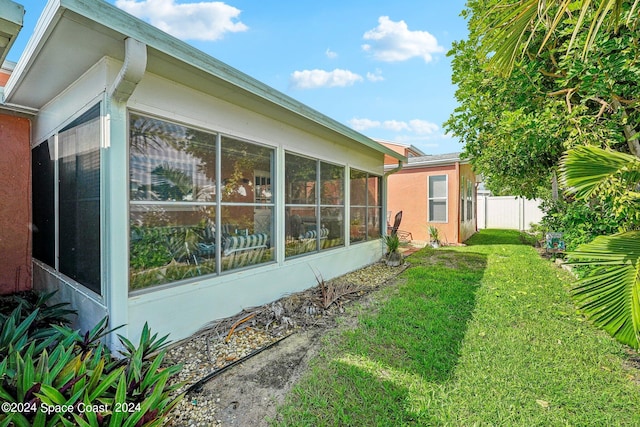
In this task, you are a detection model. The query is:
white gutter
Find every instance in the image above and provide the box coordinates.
[384,159,403,177]
[108,37,146,103]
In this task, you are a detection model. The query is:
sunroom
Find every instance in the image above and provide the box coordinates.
[3,0,404,349]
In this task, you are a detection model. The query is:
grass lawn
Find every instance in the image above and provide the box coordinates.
[274,229,640,426]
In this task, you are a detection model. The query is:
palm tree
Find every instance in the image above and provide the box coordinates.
[561,145,640,347]
[481,0,638,74]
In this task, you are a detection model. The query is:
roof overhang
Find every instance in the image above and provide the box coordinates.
[4,0,405,162]
[384,153,469,171]
[0,0,23,67]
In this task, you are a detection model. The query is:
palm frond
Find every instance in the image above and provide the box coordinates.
[482,0,629,75]
[560,145,640,200]
[568,232,640,348]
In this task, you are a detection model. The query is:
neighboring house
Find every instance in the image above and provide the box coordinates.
[381,141,477,245]
[0,0,405,350]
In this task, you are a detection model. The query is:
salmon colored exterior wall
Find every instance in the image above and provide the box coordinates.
[387,162,477,244]
[0,70,10,86]
[0,113,32,294]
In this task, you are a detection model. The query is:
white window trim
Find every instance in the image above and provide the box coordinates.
[428,174,448,223]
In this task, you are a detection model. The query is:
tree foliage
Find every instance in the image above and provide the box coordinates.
[446,0,640,198]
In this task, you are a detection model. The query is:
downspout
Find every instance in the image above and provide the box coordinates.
[383,160,404,238]
[108,37,147,103]
[105,37,146,353]
[383,159,403,177]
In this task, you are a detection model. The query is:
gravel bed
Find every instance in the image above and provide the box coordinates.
[163,260,406,426]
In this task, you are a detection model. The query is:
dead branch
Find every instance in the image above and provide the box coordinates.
[547,87,575,97]
[225,312,257,343]
[539,69,564,79]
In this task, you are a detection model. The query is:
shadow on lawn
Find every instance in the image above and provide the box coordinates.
[323,247,488,425]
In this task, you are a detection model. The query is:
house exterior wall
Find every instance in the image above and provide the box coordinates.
[387,162,477,245]
[0,112,31,294]
[0,70,10,86]
[31,57,388,348]
[387,164,460,244]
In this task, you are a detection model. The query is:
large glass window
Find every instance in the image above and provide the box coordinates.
[31,138,55,268]
[31,104,102,295]
[129,113,274,290]
[220,136,274,272]
[428,175,448,223]
[349,169,382,243]
[285,153,344,258]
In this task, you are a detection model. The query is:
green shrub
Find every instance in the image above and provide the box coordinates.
[0,292,183,426]
[383,234,400,253]
[538,198,619,251]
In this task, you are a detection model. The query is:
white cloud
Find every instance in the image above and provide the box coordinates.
[408,119,439,134]
[349,117,440,134]
[115,0,248,41]
[366,69,384,82]
[382,120,411,132]
[325,48,338,59]
[349,118,381,131]
[362,16,444,63]
[290,69,363,89]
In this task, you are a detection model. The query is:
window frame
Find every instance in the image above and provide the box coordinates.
[128,111,276,292]
[349,168,382,244]
[428,174,448,223]
[284,151,345,258]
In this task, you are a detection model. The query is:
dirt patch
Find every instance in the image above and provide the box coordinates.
[164,261,409,426]
[207,329,324,426]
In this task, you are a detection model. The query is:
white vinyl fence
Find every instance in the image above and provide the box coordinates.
[477,196,544,231]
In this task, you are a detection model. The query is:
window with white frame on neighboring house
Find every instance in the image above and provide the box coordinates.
[428,174,448,223]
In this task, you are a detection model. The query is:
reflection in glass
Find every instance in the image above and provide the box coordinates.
[320,162,344,205]
[129,113,276,289]
[130,113,217,202]
[129,205,216,290]
[220,205,273,272]
[321,207,344,249]
[349,169,382,243]
[285,207,318,256]
[285,154,345,257]
[285,153,316,205]
[221,137,273,203]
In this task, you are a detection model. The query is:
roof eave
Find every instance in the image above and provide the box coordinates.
[6,0,405,160]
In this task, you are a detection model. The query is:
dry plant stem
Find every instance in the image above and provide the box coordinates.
[225,313,257,343]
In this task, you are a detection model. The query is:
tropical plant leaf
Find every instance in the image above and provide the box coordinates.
[480,0,636,74]
[569,232,640,348]
[561,145,640,200]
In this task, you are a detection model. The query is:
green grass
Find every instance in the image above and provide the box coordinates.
[274,229,640,426]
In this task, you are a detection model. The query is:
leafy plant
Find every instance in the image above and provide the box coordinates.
[428,225,441,244]
[383,234,400,254]
[0,293,184,426]
[561,145,640,348]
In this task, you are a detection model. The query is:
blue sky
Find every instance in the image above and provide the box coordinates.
[7,0,469,155]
